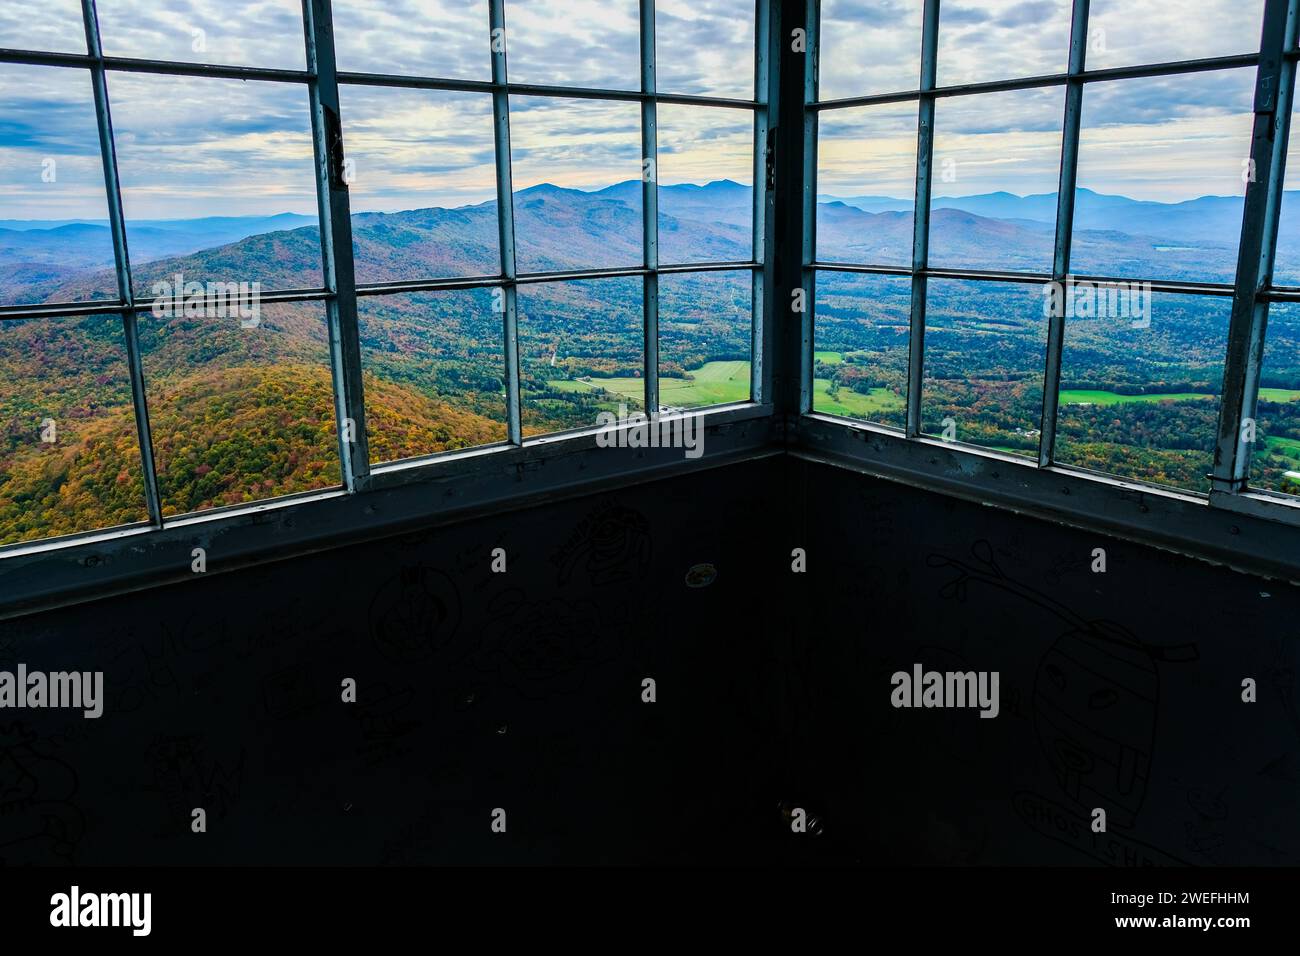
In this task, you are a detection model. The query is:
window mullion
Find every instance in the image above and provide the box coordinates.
[1038,0,1090,468]
[489,0,522,445]
[303,0,371,489]
[750,0,773,405]
[641,0,660,417]
[80,0,163,527]
[905,0,940,438]
[799,0,819,415]
[1212,0,1298,499]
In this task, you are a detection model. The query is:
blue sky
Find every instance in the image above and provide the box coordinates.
[0,0,1279,221]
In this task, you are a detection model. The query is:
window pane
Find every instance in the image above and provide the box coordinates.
[506,0,640,90]
[816,103,916,267]
[1056,292,1229,493]
[0,65,117,307]
[1085,0,1265,71]
[1272,103,1300,285]
[1250,303,1300,495]
[0,314,149,546]
[921,279,1046,458]
[509,96,643,272]
[0,0,85,53]
[519,276,644,436]
[657,105,753,265]
[107,73,323,296]
[658,270,752,410]
[96,0,307,70]
[139,301,341,516]
[812,271,909,427]
[359,290,507,464]
[929,88,1063,273]
[937,0,1071,87]
[656,0,754,99]
[1070,70,1254,283]
[332,0,489,79]
[340,86,499,282]
[819,0,923,101]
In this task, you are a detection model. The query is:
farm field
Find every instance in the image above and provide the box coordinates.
[1058,389,1215,405]
[550,357,905,418]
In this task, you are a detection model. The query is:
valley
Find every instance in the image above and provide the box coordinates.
[5,180,1300,545]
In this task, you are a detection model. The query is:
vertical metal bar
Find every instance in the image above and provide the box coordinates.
[906,0,940,438]
[767,0,811,425]
[489,0,522,444]
[750,0,771,404]
[1038,0,1090,467]
[641,0,660,415]
[1212,0,1298,495]
[303,0,371,489]
[81,0,163,526]
[799,0,819,414]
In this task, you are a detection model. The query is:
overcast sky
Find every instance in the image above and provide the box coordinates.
[0,0,1277,221]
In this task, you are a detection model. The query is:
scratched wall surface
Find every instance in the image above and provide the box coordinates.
[0,459,789,865]
[4,454,1299,865]
[789,458,1300,866]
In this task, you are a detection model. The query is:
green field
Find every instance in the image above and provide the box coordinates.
[1259,388,1300,402]
[552,360,751,408]
[550,358,904,418]
[1263,435,1300,457]
[814,350,843,365]
[1059,389,1214,406]
[813,379,904,417]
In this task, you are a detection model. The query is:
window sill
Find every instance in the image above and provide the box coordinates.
[795,412,1300,584]
[0,403,774,620]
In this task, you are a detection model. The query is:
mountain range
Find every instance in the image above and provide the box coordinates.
[5,178,1300,546]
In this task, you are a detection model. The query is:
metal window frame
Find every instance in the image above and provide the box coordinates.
[0,0,774,614]
[14,0,1300,613]
[797,0,1300,561]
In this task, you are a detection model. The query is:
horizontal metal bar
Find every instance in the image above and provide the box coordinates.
[0,298,123,320]
[337,70,759,107]
[0,262,767,323]
[812,52,1261,111]
[515,262,760,284]
[660,260,762,274]
[0,287,334,321]
[337,70,493,93]
[516,266,648,284]
[0,47,313,85]
[356,275,503,296]
[0,48,761,108]
[509,83,759,109]
[0,47,92,68]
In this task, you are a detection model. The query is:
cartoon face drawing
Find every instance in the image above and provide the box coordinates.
[1034,624,1158,829]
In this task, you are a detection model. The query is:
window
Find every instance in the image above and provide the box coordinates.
[13,0,1300,603]
[0,0,763,555]
[808,0,1300,519]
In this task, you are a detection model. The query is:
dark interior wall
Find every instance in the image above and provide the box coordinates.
[5,452,1299,866]
[0,458,789,865]
[788,457,1300,866]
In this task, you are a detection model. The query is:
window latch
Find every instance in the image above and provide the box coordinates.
[765,126,777,192]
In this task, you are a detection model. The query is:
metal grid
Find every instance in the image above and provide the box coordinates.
[0,0,768,533]
[803,0,1300,519]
